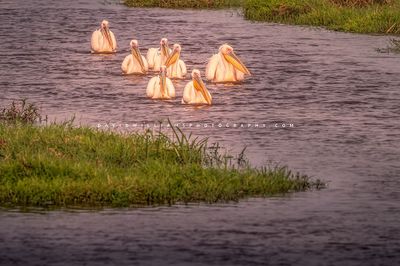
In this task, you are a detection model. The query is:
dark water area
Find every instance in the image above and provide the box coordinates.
[1,0,400,265]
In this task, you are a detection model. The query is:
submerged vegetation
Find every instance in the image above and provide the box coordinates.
[389,38,400,51]
[124,0,400,35]
[0,100,323,208]
[377,38,400,52]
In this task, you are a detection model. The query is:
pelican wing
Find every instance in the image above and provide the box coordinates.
[182,81,194,104]
[110,31,117,51]
[90,30,101,52]
[166,78,176,98]
[179,60,187,77]
[205,54,219,81]
[121,54,131,74]
[146,76,158,98]
[146,48,158,68]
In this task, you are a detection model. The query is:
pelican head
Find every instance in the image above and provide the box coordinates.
[160,38,170,57]
[159,65,167,97]
[130,40,146,73]
[192,69,211,105]
[130,39,138,48]
[100,20,113,49]
[219,44,251,75]
[165,43,181,67]
[101,20,109,29]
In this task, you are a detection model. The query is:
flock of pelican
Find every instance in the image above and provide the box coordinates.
[91,20,251,105]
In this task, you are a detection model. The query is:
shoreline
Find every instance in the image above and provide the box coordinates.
[123,0,400,35]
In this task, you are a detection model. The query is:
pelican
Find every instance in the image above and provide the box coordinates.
[165,44,187,79]
[91,20,117,54]
[146,66,175,100]
[205,44,251,83]
[182,69,212,105]
[121,40,148,74]
[146,38,171,71]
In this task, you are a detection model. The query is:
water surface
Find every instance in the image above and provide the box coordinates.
[0,0,400,265]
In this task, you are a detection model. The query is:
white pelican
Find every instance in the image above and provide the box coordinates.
[165,44,187,79]
[182,69,212,105]
[146,66,175,100]
[205,44,251,83]
[121,40,148,74]
[91,20,117,54]
[146,38,171,71]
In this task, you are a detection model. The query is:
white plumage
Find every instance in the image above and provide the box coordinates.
[147,38,171,71]
[91,20,117,53]
[121,40,148,74]
[165,44,187,79]
[206,44,250,82]
[146,66,176,99]
[182,69,212,105]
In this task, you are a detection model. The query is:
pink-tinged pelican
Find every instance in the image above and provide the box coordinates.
[165,44,187,79]
[205,44,251,83]
[121,40,148,74]
[182,69,212,105]
[146,38,171,71]
[146,66,175,100]
[91,20,117,54]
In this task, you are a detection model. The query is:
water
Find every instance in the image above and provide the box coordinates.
[1,0,400,265]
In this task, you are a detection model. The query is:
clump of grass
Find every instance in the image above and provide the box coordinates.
[0,99,44,125]
[124,0,243,8]
[243,0,400,34]
[0,104,323,208]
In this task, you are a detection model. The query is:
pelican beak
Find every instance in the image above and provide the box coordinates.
[161,42,169,57]
[193,75,212,105]
[102,27,114,50]
[132,46,146,73]
[160,69,167,97]
[165,48,179,67]
[223,51,251,75]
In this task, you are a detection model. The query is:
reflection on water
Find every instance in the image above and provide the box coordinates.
[1,0,400,265]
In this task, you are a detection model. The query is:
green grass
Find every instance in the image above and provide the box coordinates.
[124,0,400,35]
[0,113,323,208]
[243,0,400,34]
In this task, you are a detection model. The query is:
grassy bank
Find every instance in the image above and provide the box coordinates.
[0,101,322,208]
[243,0,400,34]
[124,0,400,35]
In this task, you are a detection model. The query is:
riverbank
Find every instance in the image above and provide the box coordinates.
[124,0,400,35]
[0,102,322,208]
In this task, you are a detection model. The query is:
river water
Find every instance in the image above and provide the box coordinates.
[0,0,399,265]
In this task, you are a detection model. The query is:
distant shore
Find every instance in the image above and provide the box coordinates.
[124,0,400,35]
